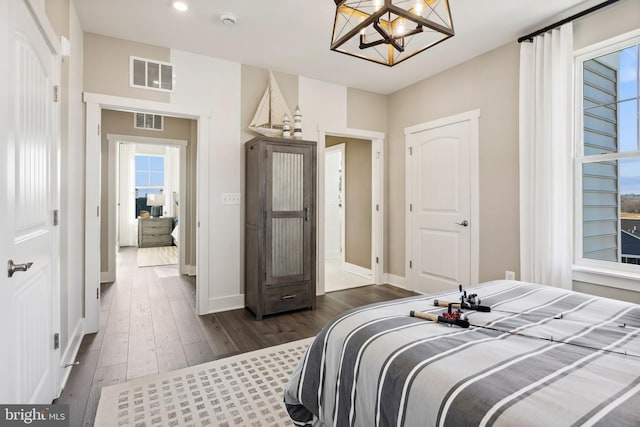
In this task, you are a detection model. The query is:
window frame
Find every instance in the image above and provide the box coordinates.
[573,29,640,291]
[135,153,165,198]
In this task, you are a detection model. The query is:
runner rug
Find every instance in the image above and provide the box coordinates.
[94,337,313,427]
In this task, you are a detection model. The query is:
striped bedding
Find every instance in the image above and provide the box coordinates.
[284,280,640,426]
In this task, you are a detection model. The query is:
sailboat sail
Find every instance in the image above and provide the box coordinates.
[249,71,293,137]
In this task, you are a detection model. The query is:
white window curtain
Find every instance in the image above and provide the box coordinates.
[164,146,179,218]
[519,23,574,289]
[118,143,138,246]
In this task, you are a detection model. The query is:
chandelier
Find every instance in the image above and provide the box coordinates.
[330,0,454,67]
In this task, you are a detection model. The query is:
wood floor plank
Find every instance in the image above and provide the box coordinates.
[148,269,188,373]
[126,269,158,380]
[82,362,128,427]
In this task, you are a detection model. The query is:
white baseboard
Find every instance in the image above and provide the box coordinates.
[207,293,244,313]
[100,271,115,283]
[385,273,408,289]
[342,262,372,279]
[57,319,84,396]
[187,265,197,276]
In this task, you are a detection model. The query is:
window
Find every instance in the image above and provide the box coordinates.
[130,56,173,92]
[576,34,640,273]
[135,155,164,217]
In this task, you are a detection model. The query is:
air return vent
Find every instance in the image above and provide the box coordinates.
[130,56,173,92]
[134,112,163,131]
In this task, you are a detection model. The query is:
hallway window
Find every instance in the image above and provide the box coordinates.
[135,155,164,217]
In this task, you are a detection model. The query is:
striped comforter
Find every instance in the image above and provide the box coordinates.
[284,280,640,426]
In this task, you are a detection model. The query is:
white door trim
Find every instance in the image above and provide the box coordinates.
[404,109,480,288]
[317,126,385,294]
[105,134,188,283]
[84,92,210,333]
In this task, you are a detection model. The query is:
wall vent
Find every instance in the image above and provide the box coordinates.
[130,56,174,92]
[134,112,164,131]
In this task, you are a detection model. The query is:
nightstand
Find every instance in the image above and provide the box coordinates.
[138,217,173,248]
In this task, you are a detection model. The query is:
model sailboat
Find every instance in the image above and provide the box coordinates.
[249,71,293,137]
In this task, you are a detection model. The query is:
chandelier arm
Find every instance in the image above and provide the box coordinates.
[391,25,423,41]
[373,20,404,52]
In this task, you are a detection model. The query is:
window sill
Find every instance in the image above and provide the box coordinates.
[572,265,640,292]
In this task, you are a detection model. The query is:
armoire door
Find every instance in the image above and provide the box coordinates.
[265,144,314,285]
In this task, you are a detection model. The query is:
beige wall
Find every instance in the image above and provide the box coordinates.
[326,136,372,269]
[347,88,388,134]
[387,42,520,281]
[84,32,170,102]
[99,109,196,272]
[240,65,299,143]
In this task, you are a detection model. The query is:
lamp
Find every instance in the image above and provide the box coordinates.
[147,193,165,217]
[330,0,454,67]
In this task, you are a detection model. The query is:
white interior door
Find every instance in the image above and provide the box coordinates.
[0,0,59,403]
[407,118,474,294]
[325,144,344,260]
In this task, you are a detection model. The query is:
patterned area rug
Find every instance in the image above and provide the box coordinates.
[94,338,313,427]
[137,246,178,267]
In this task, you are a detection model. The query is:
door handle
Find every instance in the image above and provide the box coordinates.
[455,220,469,227]
[304,207,310,221]
[8,260,34,278]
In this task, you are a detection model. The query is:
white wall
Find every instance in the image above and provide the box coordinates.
[170,50,244,312]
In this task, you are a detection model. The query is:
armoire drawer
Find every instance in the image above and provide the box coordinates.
[264,283,310,314]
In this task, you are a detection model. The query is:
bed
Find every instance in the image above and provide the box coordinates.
[284,280,640,426]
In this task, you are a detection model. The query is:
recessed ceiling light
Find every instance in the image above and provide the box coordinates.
[172,1,188,12]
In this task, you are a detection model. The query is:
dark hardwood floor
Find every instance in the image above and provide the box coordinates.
[55,247,416,426]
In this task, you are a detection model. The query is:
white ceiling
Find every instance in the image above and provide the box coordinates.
[74,0,598,95]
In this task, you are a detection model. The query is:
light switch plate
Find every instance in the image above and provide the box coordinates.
[221,193,241,205]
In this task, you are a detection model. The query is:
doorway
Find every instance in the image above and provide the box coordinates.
[100,109,193,284]
[317,127,385,294]
[405,110,480,294]
[115,141,183,271]
[85,96,210,334]
[324,137,373,291]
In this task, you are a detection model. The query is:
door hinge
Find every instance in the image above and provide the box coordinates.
[54,333,59,350]
[53,85,60,102]
[96,287,99,299]
[409,260,413,268]
[53,209,59,226]
[376,257,379,264]
[409,204,413,212]
[376,151,380,160]
[409,147,413,155]
[376,204,379,212]
[97,124,100,136]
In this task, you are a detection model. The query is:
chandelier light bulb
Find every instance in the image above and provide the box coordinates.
[414,1,423,15]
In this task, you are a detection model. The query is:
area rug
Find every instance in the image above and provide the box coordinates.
[94,337,314,427]
[137,246,178,267]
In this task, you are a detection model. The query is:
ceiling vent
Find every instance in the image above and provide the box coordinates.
[134,113,163,131]
[130,56,174,92]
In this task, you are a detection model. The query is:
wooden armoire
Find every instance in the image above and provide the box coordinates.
[244,136,316,320]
